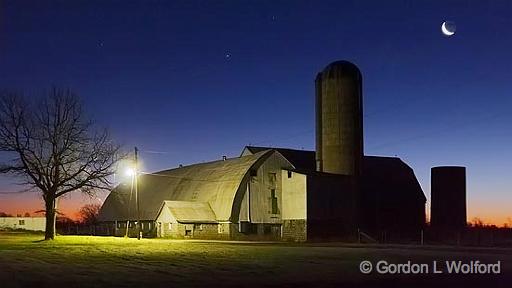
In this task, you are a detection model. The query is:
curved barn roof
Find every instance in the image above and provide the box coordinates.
[98,150,278,222]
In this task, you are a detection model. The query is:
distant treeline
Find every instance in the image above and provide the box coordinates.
[0,212,32,217]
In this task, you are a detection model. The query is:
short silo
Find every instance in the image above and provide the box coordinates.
[430,166,467,229]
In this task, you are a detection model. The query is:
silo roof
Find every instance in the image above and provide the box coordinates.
[320,60,361,78]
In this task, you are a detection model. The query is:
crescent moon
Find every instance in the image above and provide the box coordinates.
[441,22,454,36]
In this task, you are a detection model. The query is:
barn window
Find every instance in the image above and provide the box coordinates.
[185,229,192,236]
[287,171,292,178]
[168,223,172,230]
[270,189,279,214]
[19,220,25,225]
[268,173,277,187]
[194,224,203,231]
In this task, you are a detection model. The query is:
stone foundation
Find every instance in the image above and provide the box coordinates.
[282,219,307,242]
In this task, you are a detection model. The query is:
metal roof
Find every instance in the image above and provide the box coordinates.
[160,201,217,223]
[243,146,316,171]
[98,150,276,222]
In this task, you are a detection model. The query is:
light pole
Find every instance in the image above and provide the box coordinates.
[134,146,141,240]
[123,172,134,238]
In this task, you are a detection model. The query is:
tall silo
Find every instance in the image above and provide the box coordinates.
[430,166,467,229]
[315,60,363,176]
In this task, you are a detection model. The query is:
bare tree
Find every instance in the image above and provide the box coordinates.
[470,217,484,227]
[78,203,101,225]
[0,88,124,240]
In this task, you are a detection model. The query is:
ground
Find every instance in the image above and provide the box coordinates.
[0,232,510,287]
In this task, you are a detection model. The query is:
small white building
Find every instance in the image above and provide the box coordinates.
[155,201,219,238]
[0,217,46,231]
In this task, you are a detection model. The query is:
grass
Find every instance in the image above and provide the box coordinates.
[0,232,511,287]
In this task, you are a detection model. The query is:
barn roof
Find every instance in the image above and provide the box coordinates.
[242,146,316,171]
[243,146,426,203]
[98,150,280,222]
[160,201,217,224]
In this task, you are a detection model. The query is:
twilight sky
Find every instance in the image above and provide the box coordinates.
[0,0,510,224]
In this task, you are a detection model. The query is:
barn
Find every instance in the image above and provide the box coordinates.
[98,60,427,242]
[98,149,295,240]
[97,146,426,241]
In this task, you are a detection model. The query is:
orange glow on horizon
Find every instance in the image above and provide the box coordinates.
[1,192,510,227]
[0,191,107,221]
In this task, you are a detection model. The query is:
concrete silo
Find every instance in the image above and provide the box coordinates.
[315,61,363,176]
[430,166,467,229]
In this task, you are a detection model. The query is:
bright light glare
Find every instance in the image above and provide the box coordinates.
[125,168,135,177]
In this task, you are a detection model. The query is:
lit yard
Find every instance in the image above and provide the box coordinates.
[0,232,511,287]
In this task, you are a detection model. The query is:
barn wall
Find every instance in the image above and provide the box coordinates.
[281,170,307,242]
[228,223,282,241]
[217,222,231,239]
[155,205,177,237]
[282,171,307,220]
[307,174,357,240]
[282,220,307,242]
[157,220,179,238]
[158,223,225,239]
[187,223,221,239]
[245,152,292,224]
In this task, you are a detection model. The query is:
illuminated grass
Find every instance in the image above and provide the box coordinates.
[0,232,511,287]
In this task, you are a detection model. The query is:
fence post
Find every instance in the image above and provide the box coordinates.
[421,229,424,245]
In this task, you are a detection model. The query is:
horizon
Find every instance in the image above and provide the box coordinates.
[1,145,510,227]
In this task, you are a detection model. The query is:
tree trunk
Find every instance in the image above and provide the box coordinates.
[44,196,57,240]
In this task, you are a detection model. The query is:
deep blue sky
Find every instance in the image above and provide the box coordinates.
[0,0,511,223]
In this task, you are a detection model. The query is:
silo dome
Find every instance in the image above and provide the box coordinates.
[321,61,362,79]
